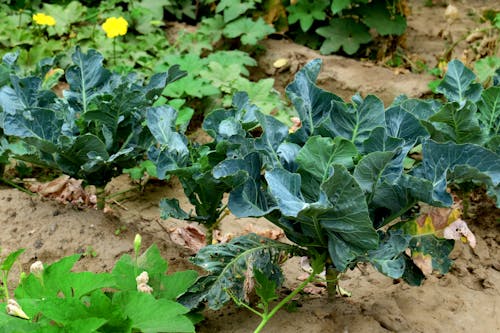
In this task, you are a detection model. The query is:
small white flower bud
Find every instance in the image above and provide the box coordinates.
[30,261,44,276]
[134,234,142,255]
[136,271,149,285]
[137,283,153,294]
[6,299,29,320]
[444,5,459,22]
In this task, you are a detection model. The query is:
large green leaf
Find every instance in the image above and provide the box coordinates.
[319,165,379,270]
[390,96,441,120]
[180,234,299,310]
[418,140,500,206]
[353,151,395,194]
[436,59,483,105]
[15,254,115,302]
[319,94,386,148]
[217,153,275,217]
[56,133,109,176]
[264,166,379,271]
[477,86,500,137]
[254,112,289,168]
[0,76,57,115]
[296,136,357,182]
[385,105,429,143]
[427,101,483,144]
[3,108,62,149]
[114,291,194,333]
[112,244,168,293]
[368,230,411,279]
[65,47,112,113]
[146,106,189,179]
[285,58,344,143]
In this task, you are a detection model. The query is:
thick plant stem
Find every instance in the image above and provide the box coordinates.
[325,264,340,300]
[252,269,317,333]
[206,207,230,245]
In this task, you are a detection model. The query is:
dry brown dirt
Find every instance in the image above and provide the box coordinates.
[1,1,499,332]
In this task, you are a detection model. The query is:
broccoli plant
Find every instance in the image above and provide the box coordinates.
[0,47,186,185]
[144,58,500,332]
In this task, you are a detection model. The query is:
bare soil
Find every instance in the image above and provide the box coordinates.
[1,1,499,332]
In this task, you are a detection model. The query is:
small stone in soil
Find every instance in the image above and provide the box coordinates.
[48,223,58,235]
[33,239,43,249]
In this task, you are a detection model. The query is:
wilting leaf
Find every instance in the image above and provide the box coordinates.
[167,225,206,255]
[443,219,476,247]
[180,234,299,310]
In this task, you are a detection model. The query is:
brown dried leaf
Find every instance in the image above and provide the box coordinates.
[29,175,70,195]
[416,200,463,235]
[244,224,285,240]
[26,175,97,208]
[443,219,476,248]
[243,264,254,303]
[212,229,234,244]
[412,253,433,276]
[303,285,326,295]
[289,117,302,133]
[168,224,206,254]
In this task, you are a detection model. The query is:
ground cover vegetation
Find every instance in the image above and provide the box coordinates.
[0,1,499,332]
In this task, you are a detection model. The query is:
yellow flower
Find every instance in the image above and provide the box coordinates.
[32,13,56,26]
[102,17,128,38]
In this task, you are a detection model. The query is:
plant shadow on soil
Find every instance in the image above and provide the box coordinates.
[1,1,500,332]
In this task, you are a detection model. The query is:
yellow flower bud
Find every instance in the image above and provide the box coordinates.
[32,13,56,26]
[102,17,128,38]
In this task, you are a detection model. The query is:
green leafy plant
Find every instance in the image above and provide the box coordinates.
[144,58,500,332]
[0,235,199,332]
[145,103,237,243]
[0,47,186,184]
[287,0,407,55]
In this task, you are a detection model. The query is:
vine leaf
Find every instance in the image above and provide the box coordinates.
[287,0,329,32]
[316,18,371,55]
[358,2,407,36]
[331,0,351,14]
[223,17,275,45]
